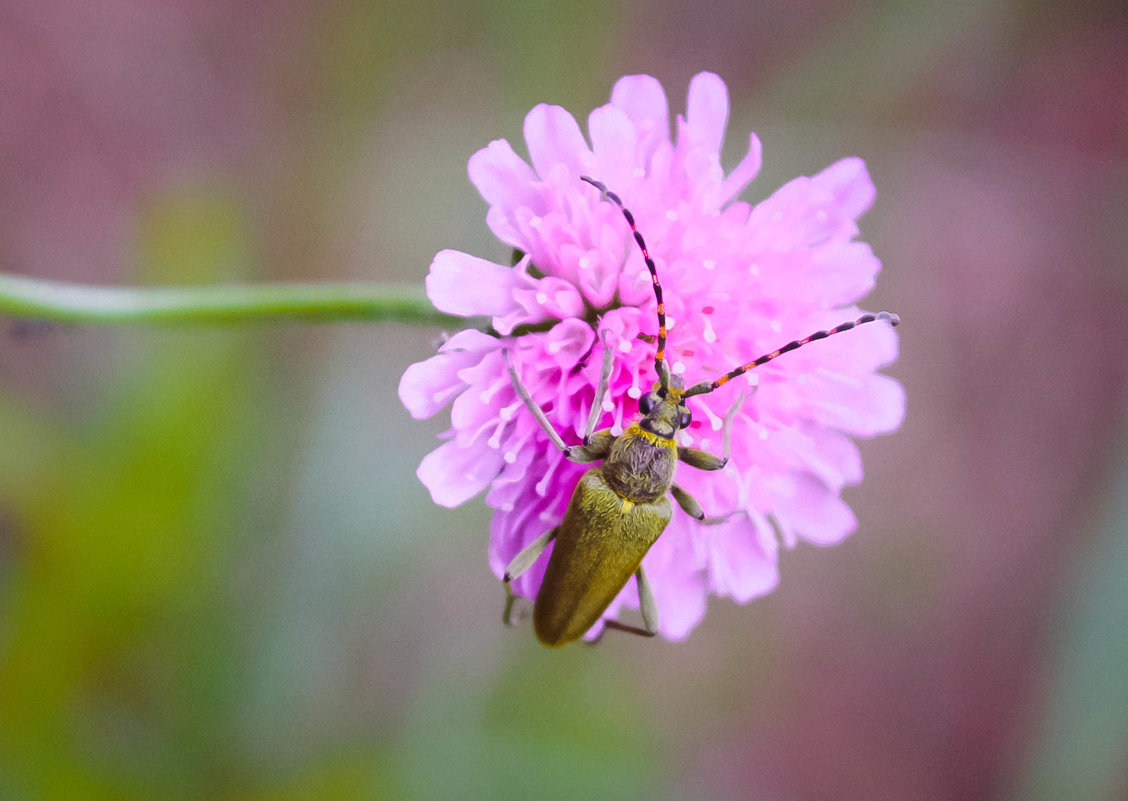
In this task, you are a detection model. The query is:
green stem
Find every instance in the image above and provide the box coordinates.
[0,273,464,326]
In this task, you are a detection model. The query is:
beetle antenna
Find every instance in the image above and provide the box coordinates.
[581,176,671,392]
[683,311,901,397]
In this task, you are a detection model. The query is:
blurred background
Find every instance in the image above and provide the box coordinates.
[1,1,1127,799]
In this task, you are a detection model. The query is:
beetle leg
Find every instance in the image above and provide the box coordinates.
[502,582,530,627]
[672,483,742,525]
[505,348,614,463]
[676,390,747,470]
[570,430,614,462]
[582,330,615,444]
[600,619,657,639]
[677,446,727,471]
[721,390,746,464]
[636,566,659,634]
[504,349,572,453]
[670,483,706,520]
[502,527,558,628]
[503,527,557,583]
[590,569,661,640]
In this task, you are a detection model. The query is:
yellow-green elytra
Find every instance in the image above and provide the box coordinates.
[502,177,900,646]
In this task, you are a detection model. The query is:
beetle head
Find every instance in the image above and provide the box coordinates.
[638,375,692,439]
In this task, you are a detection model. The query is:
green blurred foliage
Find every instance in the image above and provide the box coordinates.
[0,188,264,798]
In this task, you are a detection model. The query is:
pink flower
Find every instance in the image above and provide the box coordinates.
[398,72,904,641]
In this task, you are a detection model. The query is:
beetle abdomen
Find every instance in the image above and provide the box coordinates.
[534,468,673,646]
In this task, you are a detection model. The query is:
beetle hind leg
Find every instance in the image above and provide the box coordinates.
[636,565,659,634]
[587,566,660,641]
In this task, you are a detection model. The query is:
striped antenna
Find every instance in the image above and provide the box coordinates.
[581,176,671,392]
[684,312,901,397]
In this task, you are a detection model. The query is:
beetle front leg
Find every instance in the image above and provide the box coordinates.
[505,348,613,463]
[581,330,615,444]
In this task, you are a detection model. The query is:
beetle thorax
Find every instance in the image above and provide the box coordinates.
[602,427,678,503]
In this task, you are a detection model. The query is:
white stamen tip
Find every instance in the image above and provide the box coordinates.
[602,398,614,412]
[529,216,543,229]
[747,374,760,386]
[769,320,783,333]
[633,167,646,178]
[535,292,548,304]
[749,263,760,277]
[504,451,518,464]
[619,340,632,353]
[771,211,783,223]
[627,387,642,399]
[703,259,716,270]
[666,210,677,221]
[671,361,686,375]
[759,429,769,441]
[487,434,501,449]
[578,255,591,269]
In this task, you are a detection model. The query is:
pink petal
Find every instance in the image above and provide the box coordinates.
[417,438,504,508]
[706,515,780,603]
[814,373,906,437]
[684,71,729,156]
[814,156,876,221]
[586,104,639,188]
[718,133,763,205]
[808,241,881,304]
[523,104,592,181]
[483,204,524,251]
[776,474,858,546]
[539,318,596,370]
[609,74,670,158]
[641,523,709,640]
[426,250,525,318]
[467,139,539,209]
[397,329,499,420]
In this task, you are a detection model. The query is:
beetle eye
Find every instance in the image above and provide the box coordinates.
[638,392,655,415]
[678,409,692,429]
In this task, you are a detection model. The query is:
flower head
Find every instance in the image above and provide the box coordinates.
[398,72,904,640]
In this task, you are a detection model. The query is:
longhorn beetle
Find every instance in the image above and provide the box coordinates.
[503,175,899,647]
